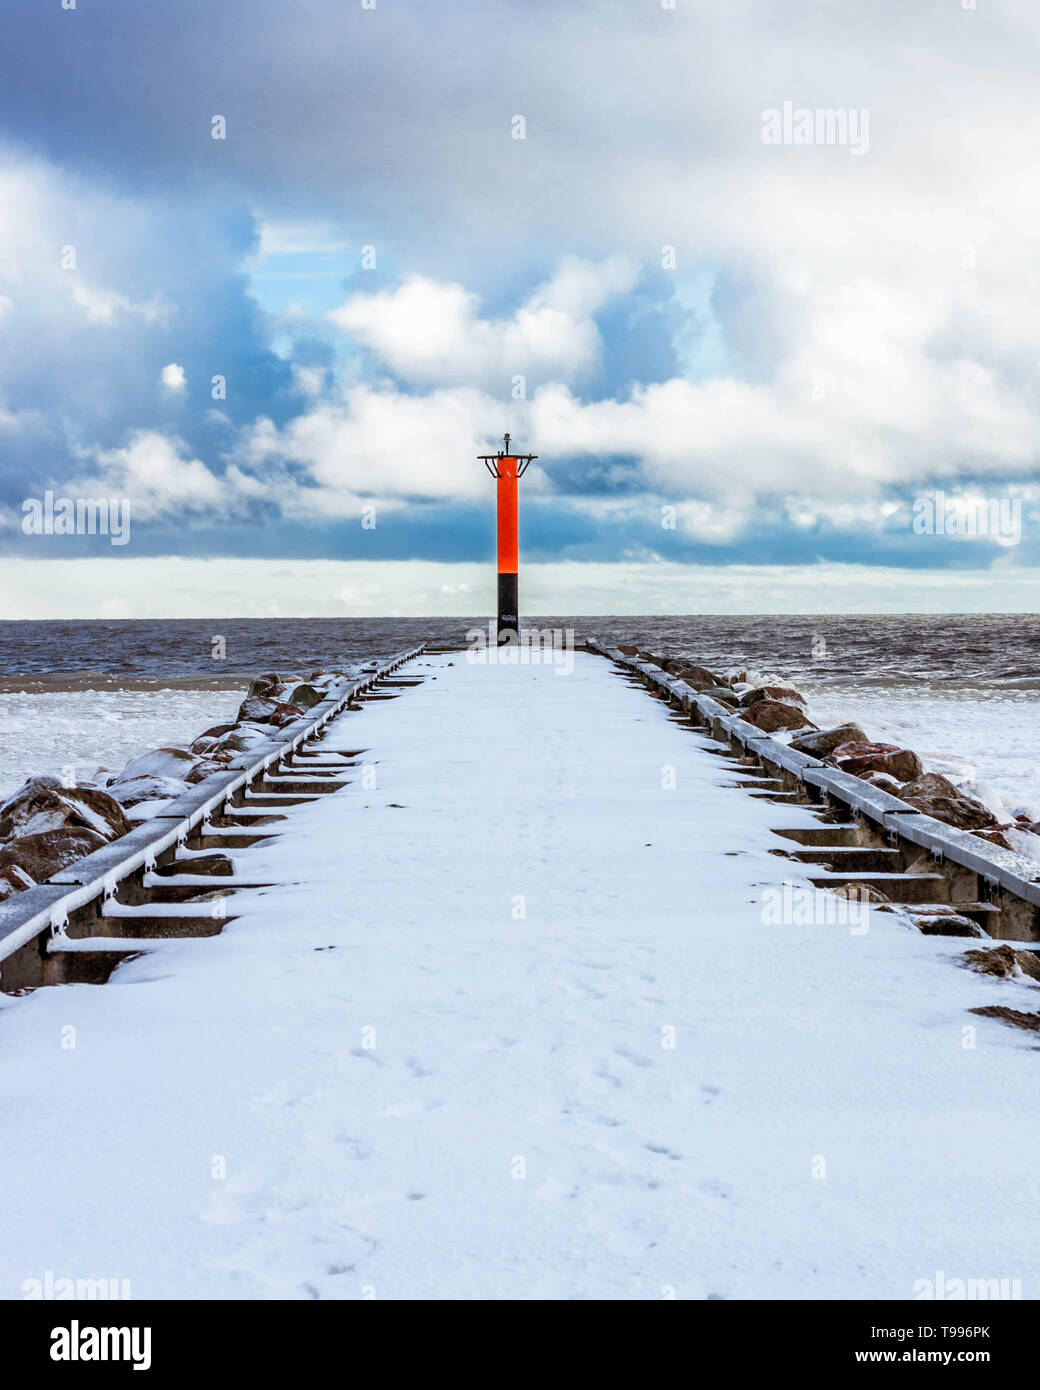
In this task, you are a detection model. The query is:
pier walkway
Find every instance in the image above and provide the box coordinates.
[0,651,1037,1299]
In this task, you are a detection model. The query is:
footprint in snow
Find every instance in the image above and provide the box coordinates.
[349,1047,386,1067]
[614,1044,653,1068]
[645,1142,682,1161]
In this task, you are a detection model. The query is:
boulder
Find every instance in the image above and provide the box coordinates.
[184,755,236,784]
[107,774,190,808]
[831,741,923,783]
[917,915,985,938]
[973,825,1015,851]
[0,827,107,883]
[236,694,305,725]
[106,748,206,807]
[0,863,35,901]
[283,682,326,710]
[664,661,720,688]
[741,699,816,733]
[831,882,888,903]
[895,772,995,831]
[189,724,238,755]
[0,776,131,843]
[246,672,294,700]
[789,723,868,757]
[738,683,808,709]
[696,686,741,707]
[860,772,904,796]
[207,726,270,756]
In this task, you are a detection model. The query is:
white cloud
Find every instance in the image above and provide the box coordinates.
[160,362,187,392]
[73,431,230,520]
[329,256,638,391]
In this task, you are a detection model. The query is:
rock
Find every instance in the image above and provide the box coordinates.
[696,686,741,707]
[917,915,985,937]
[973,826,1015,851]
[283,682,325,710]
[963,944,1040,982]
[207,726,270,756]
[860,772,904,795]
[106,748,205,807]
[896,772,995,831]
[832,882,888,903]
[738,684,808,709]
[184,756,235,784]
[189,724,238,754]
[790,723,868,757]
[268,701,305,727]
[969,1005,1040,1033]
[0,827,107,883]
[117,747,201,781]
[246,672,294,699]
[0,863,35,901]
[665,661,720,688]
[236,695,305,726]
[0,776,131,843]
[741,699,816,733]
[831,741,923,783]
[107,774,190,808]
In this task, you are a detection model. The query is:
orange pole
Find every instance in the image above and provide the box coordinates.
[496,455,519,642]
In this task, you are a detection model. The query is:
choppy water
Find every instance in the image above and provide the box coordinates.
[0,615,1036,813]
[1,614,1039,689]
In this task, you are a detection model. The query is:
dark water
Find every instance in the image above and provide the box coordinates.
[0,615,1038,689]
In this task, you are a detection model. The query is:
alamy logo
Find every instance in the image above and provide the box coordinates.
[761,102,870,155]
[466,624,575,675]
[912,491,1021,546]
[22,490,131,545]
[913,1270,1021,1301]
[50,1320,151,1371]
[24,1271,131,1300]
[760,883,870,934]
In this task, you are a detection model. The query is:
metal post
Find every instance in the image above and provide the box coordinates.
[478,433,537,646]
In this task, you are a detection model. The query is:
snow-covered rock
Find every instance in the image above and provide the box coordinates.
[830,741,923,783]
[742,699,815,733]
[0,826,107,884]
[0,775,131,842]
[739,683,808,709]
[0,863,36,901]
[790,723,868,757]
[896,772,995,830]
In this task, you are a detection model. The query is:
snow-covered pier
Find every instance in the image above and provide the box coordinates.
[1,647,1039,1299]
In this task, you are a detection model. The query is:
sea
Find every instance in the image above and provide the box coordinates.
[0,615,1037,819]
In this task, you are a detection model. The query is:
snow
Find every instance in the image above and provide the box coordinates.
[0,689,240,800]
[802,682,1040,824]
[0,651,1038,1299]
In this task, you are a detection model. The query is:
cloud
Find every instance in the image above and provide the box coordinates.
[330,256,638,391]
[3,1,1040,593]
[160,362,187,392]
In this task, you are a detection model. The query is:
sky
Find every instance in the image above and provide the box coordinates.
[2,0,1040,617]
